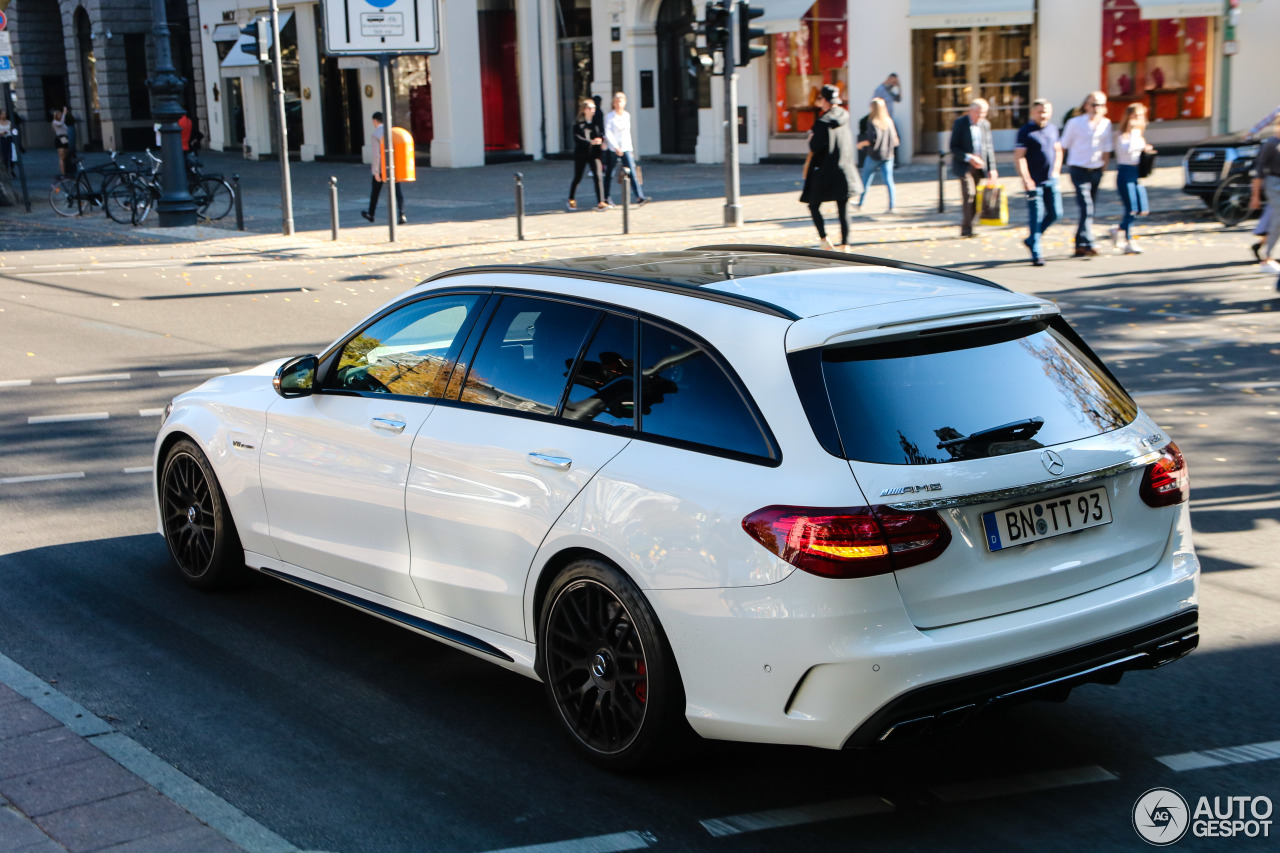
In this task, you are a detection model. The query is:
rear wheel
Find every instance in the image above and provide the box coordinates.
[160,439,245,589]
[1212,174,1254,227]
[540,559,690,771]
[194,177,234,221]
[49,175,83,216]
[103,174,137,224]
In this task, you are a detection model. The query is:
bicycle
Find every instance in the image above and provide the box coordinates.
[48,152,125,217]
[123,151,236,225]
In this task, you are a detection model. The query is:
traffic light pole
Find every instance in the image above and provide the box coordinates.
[722,0,741,227]
[270,0,294,235]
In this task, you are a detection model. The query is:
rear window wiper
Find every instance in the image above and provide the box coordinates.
[937,417,1044,449]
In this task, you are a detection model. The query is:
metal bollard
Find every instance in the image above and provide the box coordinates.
[621,167,630,235]
[937,153,946,214]
[514,172,525,241]
[233,174,244,231]
[329,176,339,241]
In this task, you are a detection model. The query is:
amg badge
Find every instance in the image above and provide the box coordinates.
[881,483,942,497]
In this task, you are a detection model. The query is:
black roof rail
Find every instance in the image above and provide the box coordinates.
[689,244,1012,292]
[423,264,801,320]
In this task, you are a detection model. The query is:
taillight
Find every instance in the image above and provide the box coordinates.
[1140,442,1189,508]
[742,505,952,579]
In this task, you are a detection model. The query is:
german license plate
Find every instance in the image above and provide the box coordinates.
[1190,172,1218,183]
[982,487,1112,552]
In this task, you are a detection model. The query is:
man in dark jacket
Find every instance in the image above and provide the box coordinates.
[801,85,862,251]
[950,98,998,237]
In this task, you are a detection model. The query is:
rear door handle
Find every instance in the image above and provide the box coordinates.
[371,417,406,433]
[528,452,571,470]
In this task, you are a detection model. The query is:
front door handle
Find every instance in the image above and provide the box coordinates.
[528,452,572,470]
[371,417,406,433]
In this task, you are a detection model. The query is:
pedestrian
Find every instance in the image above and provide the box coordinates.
[568,99,606,210]
[1111,103,1154,254]
[872,73,901,121]
[1250,117,1280,276]
[1250,206,1271,263]
[1013,98,1063,266]
[603,92,648,206]
[948,98,997,238]
[0,109,14,175]
[856,97,898,213]
[801,84,861,251]
[52,107,70,176]
[361,111,407,225]
[1060,91,1113,257]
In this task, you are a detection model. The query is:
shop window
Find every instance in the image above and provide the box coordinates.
[1102,0,1213,123]
[770,0,846,135]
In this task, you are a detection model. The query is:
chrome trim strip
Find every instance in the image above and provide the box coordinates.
[886,450,1164,511]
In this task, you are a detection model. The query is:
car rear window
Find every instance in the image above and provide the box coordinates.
[819,321,1137,465]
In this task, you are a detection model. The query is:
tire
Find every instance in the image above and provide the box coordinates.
[131,180,155,226]
[160,439,245,590]
[49,175,83,217]
[539,558,690,771]
[194,177,234,221]
[103,174,137,224]
[1212,174,1254,227]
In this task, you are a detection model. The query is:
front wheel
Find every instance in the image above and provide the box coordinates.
[49,175,83,216]
[539,559,690,771]
[1212,174,1254,227]
[192,177,234,221]
[103,174,137,224]
[160,439,245,589]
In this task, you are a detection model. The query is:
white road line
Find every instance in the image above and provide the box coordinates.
[0,379,33,388]
[1157,740,1280,772]
[479,830,656,853]
[0,472,86,485]
[139,408,167,417]
[1218,380,1280,390]
[1132,387,1203,398]
[700,796,893,838]
[54,373,131,384]
[28,412,110,424]
[123,466,154,475]
[930,765,1118,803]
[1082,305,1135,313]
[158,367,231,378]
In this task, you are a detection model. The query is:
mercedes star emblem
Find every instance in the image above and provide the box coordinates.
[1041,449,1066,476]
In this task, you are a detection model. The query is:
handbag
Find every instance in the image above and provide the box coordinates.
[977,183,1008,226]
[1138,149,1157,179]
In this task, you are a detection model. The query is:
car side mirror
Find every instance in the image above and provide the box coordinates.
[274,354,318,398]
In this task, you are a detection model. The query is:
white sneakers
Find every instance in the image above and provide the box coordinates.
[1124,240,1143,254]
[1261,259,1280,273]
[1110,226,1122,250]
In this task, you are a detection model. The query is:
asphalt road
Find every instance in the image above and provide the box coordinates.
[0,210,1277,852]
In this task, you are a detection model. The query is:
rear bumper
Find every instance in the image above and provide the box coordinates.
[844,609,1197,748]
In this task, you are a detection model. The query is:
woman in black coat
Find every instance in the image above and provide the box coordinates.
[801,85,862,251]
[568,100,605,210]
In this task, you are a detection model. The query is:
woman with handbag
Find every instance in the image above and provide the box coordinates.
[1111,103,1155,254]
[801,85,861,251]
[567,100,606,210]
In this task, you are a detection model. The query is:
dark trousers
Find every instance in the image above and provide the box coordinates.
[569,150,603,204]
[809,197,850,244]
[603,150,644,203]
[958,166,982,236]
[368,177,404,217]
[1069,165,1103,248]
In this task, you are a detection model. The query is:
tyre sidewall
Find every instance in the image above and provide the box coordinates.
[161,439,243,590]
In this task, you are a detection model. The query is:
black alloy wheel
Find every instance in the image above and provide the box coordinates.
[160,439,244,589]
[540,559,689,770]
[1212,173,1254,227]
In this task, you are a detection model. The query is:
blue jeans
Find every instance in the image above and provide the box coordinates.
[857,157,895,210]
[603,150,644,203]
[1023,178,1062,259]
[1116,164,1148,239]
[1069,166,1103,248]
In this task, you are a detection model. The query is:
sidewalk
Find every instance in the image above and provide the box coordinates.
[0,654,295,853]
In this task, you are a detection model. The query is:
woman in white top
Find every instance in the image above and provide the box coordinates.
[51,107,70,176]
[1112,103,1154,254]
[602,92,647,206]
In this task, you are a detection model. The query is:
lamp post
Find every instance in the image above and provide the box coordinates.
[147,0,196,226]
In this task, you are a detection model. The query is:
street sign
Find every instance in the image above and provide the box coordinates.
[0,10,7,31]
[0,55,16,84]
[322,0,440,55]
[0,31,11,55]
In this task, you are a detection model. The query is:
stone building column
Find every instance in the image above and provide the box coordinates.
[429,0,485,168]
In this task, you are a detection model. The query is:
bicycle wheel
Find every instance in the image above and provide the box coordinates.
[195,177,234,221]
[1212,174,1254,227]
[131,181,157,226]
[103,174,137,224]
[49,175,84,217]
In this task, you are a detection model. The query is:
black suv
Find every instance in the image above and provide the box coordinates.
[1182,131,1265,225]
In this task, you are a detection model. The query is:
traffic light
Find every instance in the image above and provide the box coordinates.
[239,17,270,62]
[704,2,730,52]
[737,1,767,66]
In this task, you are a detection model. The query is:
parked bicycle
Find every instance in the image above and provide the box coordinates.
[49,152,127,217]
[114,151,236,225]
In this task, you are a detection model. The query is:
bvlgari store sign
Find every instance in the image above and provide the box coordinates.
[907,0,1035,29]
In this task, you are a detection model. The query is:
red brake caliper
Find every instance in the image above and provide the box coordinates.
[635,661,647,704]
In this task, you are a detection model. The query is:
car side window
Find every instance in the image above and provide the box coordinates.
[639,321,772,459]
[563,312,636,430]
[329,294,482,397]
[461,296,600,416]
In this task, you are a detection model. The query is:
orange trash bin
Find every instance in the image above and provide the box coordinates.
[378,127,416,182]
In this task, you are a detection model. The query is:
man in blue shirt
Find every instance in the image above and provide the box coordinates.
[1014,99,1064,266]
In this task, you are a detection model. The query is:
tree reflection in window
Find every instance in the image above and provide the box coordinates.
[333,297,478,397]
[1018,334,1136,434]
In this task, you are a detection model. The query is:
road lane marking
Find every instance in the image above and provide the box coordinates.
[700,796,893,837]
[54,373,131,384]
[28,413,110,424]
[480,830,656,853]
[1157,739,1280,772]
[1217,381,1280,390]
[1082,305,1136,313]
[930,765,1117,803]
[139,408,167,417]
[0,472,86,484]
[123,466,154,475]
[1131,387,1203,398]
[0,379,33,388]
[158,367,231,378]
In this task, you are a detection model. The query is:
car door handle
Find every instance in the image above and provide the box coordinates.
[371,417,406,433]
[528,452,572,470]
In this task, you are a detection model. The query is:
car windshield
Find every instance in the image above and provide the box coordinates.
[818,321,1138,465]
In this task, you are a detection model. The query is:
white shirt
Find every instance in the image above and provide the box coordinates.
[604,109,633,154]
[1060,114,1113,169]
[1114,129,1146,166]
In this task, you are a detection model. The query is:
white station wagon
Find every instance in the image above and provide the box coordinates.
[154,246,1199,769]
